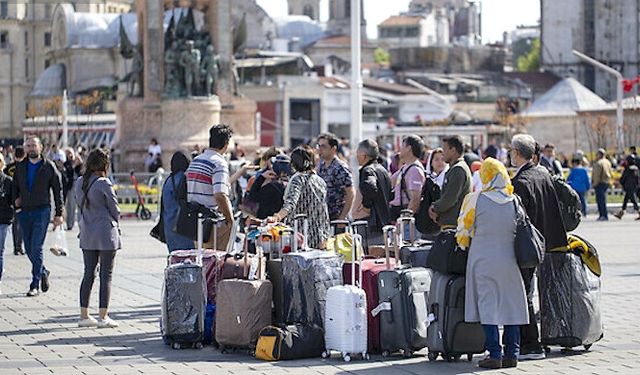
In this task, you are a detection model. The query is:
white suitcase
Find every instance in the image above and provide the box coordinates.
[322,234,369,362]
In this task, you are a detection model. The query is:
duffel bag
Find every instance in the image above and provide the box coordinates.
[255,324,325,361]
[425,229,467,275]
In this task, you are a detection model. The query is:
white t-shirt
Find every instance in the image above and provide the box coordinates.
[148,144,162,157]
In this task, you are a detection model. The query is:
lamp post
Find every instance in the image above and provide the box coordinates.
[349,0,363,179]
[572,49,624,154]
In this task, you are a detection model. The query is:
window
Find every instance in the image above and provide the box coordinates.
[0,1,7,19]
[45,59,50,69]
[24,31,28,47]
[0,31,8,48]
[45,4,52,19]
[44,32,51,47]
[303,4,314,20]
[25,58,28,78]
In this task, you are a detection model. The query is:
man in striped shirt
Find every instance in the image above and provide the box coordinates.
[186,124,234,250]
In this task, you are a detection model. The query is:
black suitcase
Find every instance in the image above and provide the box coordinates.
[374,225,431,358]
[400,241,433,268]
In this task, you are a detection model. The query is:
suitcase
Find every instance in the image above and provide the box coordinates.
[215,236,273,351]
[160,214,208,350]
[426,271,485,362]
[323,234,369,362]
[168,249,225,304]
[399,242,433,269]
[255,323,325,361]
[373,225,431,358]
[266,228,294,323]
[539,251,603,350]
[397,209,417,245]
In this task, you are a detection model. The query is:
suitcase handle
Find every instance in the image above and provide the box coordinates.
[351,234,364,288]
[382,225,397,270]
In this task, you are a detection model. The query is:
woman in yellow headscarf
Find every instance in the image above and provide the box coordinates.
[456,158,529,369]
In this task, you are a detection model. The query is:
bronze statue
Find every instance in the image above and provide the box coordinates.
[164,41,180,97]
[128,45,144,97]
[180,40,201,96]
[201,44,220,96]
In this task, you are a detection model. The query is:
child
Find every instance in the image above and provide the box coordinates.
[615,155,640,220]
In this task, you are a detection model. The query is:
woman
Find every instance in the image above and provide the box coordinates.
[0,154,13,295]
[248,151,288,219]
[268,145,330,249]
[75,149,122,328]
[426,148,449,188]
[161,151,193,252]
[456,158,529,369]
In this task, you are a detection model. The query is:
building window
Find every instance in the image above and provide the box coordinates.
[303,4,314,20]
[406,27,419,37]
[45,4,52,19]
[0,1,8,19]
[44,32,51,47]
[344,0,351,18]
[25,58,28,78]
[0,31,8,48]
[24,31,28,47]
[45,59,50,69]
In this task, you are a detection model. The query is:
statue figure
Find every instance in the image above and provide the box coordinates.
[128,45,143,97]
[180,40,201,96]
[164,41,180,97]
[201,44,220,96]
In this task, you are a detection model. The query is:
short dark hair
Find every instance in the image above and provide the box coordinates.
[544,143,555,150]
[209,124,233,150]
[403,135,425,159]
[290,145,315,172]
[318,132,339,150]
[14,146,25,159]
[443,135,464,155]
[357,139,379,160]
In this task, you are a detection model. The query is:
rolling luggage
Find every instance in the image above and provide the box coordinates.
[396,212,433,268]
[323,234,369,362]
[539,236,603,350]
[215,237,273,351]
[161,214,208,349]
[266,227,293,323]
[168,249,225,304]
[255,323,325,361]
[374,225,431,358]
[426,271,485,362]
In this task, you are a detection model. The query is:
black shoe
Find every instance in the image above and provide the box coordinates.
[502,357,518,368]
[478,356,502,369]
[41,270,50,293]
[519,348,545,360]
[26,288,39,297]
[19,249,25,255]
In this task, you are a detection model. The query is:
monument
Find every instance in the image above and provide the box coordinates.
[116,0,258,171]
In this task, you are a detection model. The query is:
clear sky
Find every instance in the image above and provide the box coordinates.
[256,0,541,43]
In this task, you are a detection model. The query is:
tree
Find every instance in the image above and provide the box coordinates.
[516,38,540,72]
[374,47,390,65]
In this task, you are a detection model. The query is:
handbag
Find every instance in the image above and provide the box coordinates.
[150,179,168,243]
[415,176,441,234]
[425,229,467,275]
[174,201,219,241]
[513,195,545,269]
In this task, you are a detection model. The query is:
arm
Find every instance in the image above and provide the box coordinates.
[407,188,422,213]
[12,167,21,208]
[359,167,378,209]
[247,173,265,201]
[215,192,233,224]
[339,185,355,220]
[432,167,465,214]
[50,163,64,218]
[272,174,304,222]
[102,180,121,222]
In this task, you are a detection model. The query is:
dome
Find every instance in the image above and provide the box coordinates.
[30,64,66,98]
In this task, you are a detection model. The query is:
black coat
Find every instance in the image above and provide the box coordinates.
[359,159,392,232]
[12,158,64,217]
[0,173,14,224]
[248,173,285,219]
[512,162,568,251]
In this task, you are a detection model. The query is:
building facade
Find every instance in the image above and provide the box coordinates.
[378,12,449,49]
[287,0,320,21]
[327,0,366,39]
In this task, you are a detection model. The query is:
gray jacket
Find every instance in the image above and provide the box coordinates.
[75,175,122,251]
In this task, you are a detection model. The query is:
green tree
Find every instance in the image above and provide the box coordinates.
[374,47,390,65]
[516,38,540,72]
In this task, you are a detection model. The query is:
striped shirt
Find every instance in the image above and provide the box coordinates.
[186,149,230,209]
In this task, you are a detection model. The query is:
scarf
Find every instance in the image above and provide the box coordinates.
[456,157,514,249]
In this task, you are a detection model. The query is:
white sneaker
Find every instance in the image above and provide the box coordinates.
[78,317,98,328]
[97,317,119,329]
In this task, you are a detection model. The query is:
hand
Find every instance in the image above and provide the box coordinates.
[428,205,438,222]
[14,197,21,208]
[53,216,64,227]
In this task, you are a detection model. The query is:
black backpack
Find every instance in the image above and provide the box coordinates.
[415,176,441,234]
[551,174,582,232]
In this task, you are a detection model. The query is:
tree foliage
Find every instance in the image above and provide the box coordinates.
[516,38,540,72]
[374,47,390,65]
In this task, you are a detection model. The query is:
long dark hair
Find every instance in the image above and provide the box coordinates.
[82,149,110,208]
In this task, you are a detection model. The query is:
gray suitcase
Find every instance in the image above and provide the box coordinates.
[426,271,485,362]
[374,225,431,358]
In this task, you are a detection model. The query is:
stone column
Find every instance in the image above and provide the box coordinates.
[208,0,233,97]
[143,0,164,103]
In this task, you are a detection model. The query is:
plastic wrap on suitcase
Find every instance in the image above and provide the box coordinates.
[539,252,603,348]
[169,249,225,304]
[161,263,206,346]
[282,250,343,327]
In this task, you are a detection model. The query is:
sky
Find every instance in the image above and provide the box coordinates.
[256,0,541,43]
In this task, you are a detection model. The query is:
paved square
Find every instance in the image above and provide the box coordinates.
[0,217,638,374]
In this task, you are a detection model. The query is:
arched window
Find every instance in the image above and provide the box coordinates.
[303,4,314,19]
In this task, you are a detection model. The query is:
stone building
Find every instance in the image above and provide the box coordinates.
[378,13,449,49]
[541,0,640,100]
[288,0,320,21]
[327,0,366,39]
[0,0,133,138]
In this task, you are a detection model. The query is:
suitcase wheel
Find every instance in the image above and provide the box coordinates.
[584,344,592,351]
[381,350,390,358]
[321,351,329,359]
[544,346,551,354]
[194,342,203,350]
[402,350,413,359]
[467,353,473,362]
[427,351,438,361]
[342,353,351,362]
[445,354,460,362]
[172,342,181,350]
[363,352,370,361]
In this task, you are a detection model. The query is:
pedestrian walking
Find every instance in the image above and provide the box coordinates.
[75,149,122,328]
[539,144,563,176]
[352,139,392,245]
[316,133,354,221]
[567,158,591,216]
[592,149,613,221]
[161,151,194,252]
[389,135,426,221]
[186,124,235,251]
[509,134,568,360]
[4,146,25,255]
[268,145,330,249]
[614,155,640,220]
[0,154,14,295]
[457,158,529,369]
[429,135,472,229]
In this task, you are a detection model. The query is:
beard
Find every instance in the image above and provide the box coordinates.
[28,151,39,159]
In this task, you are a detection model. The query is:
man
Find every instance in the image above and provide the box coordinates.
[429,135,471,229]
[12,137,64,297]
[185,124,234,250]
[63,148,83,230]
[510,134,568,360]
[389,135,426,221]
[47,144,66,164]
[592,148,613,221]
[4,146,25,255]
[539,144,563,176]
[317,133,354,221]
[352,139,392,244]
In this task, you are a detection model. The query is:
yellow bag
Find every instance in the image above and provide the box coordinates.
[326,232,363,262]
[555,234,602,277]
[255,327,282,361]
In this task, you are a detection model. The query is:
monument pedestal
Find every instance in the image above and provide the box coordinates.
[219,93,259,152]
[116,96,221,172]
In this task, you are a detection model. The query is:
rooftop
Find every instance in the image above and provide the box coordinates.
[379,15,424,27]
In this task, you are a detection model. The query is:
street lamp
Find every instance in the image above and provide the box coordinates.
[350,0,363,179]
[572,49,624,154]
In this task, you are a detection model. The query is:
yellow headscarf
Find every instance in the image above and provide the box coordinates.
[456,158,514,249]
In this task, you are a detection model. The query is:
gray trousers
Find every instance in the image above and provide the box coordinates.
[65,193,77,230]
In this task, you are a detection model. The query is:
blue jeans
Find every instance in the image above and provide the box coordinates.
[595,183,609,219]
[18,207,51,290]
[483,324,520,360]
[577,191,587,216]
[0,224,10,282]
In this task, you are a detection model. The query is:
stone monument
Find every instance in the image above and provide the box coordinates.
[116,0,258,171]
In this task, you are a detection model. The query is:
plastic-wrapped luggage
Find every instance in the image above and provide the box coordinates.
[539,240,603,350]
[168,249,225,304]
[426,271,485,362]
[323,234,369,362]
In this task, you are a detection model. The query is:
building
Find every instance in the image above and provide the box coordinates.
[508,24,540,70]
[327,0,366,39]
[406,0,481,46]
[0,0,133,138]
[287,0,320,21]
[378,13,449,49]
[305,35,376,75]
[541,0,640,100]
